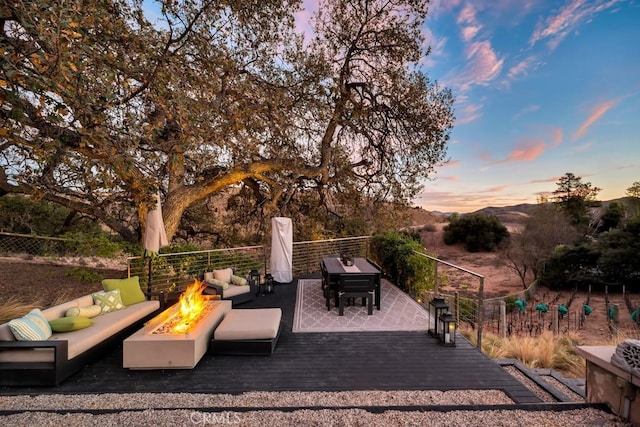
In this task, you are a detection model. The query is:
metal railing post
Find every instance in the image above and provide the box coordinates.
[477,276,484,350]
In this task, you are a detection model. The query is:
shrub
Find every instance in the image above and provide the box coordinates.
[443,213,509,252]
[369,231,435,299]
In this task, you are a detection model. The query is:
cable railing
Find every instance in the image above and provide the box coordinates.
[126,236,372,295]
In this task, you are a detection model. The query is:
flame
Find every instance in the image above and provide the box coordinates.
[171,280,208,334]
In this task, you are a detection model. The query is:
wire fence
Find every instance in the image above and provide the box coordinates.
[0,232,78,257]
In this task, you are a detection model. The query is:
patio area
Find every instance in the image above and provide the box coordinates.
[0,275,539,403]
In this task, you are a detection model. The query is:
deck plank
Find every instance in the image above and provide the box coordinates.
[0,277,540,404]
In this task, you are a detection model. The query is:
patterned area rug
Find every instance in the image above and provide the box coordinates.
[293,279,430,333]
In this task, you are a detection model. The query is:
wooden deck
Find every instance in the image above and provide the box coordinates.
[0,276,540,404]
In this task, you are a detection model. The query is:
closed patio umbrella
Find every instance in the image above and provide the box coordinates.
[143,193,169,293]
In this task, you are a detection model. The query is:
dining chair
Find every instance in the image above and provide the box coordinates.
[337,274,375,316]
[320,261,334,311]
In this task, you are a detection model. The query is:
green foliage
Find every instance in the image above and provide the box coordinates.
[443,213,509,252]
[369,231,434,299]
[504,294,518,313]
[60,232,131,258]
[598,201,625,232]
[552,172,601,230]
[0,195,101,236]
[64,267,104,283]
[541,218,640,290]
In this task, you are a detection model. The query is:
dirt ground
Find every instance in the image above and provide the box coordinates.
[1,225,637,345]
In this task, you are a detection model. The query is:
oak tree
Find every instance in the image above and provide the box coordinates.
[0,0,453,244]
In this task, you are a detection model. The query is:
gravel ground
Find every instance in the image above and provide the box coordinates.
[502,366,557,403]
[0,391,631,426]
[0,407,630,427]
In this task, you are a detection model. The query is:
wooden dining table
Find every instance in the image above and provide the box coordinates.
[322,256,382,310]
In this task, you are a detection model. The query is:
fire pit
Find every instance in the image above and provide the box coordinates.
[123,280,231,369]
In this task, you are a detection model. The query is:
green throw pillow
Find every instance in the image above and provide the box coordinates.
[65,305,102,318]
[231,274,248,286]
[102,276,145,306]
[92,289,125,313]
[206,278,229,289]
[8,308,52,341]
[49,316,93,332]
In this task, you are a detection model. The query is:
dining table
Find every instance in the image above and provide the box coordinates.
[322,256,382,310]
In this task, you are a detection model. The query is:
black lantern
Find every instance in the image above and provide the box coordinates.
[264,273,274,294]
[428,296,449,337]
[249,269,261,295]
[438,312,457,346]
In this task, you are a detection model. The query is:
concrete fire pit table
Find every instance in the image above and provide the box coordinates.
[123,299,231,369]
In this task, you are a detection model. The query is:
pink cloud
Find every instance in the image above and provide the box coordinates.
[529,176,563,184]
[573,100,616,140]
[456,103,482,125]
[485,139,547,164]
[440,159,460,168]
[461,25,481,42]
[456,3,477,25]
[530,0,623,50]
[458,40,504,90]
[486,185,510,192]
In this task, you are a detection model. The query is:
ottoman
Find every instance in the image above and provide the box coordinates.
[210,308,282,355]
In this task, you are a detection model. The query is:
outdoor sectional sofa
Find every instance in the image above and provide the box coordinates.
[0,279,160,386]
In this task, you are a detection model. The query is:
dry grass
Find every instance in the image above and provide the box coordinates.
[463,330,586,378]
[0,296,45,324]
[0,289,87,324]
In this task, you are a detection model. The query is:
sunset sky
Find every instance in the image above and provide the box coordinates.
[410,0,640,212]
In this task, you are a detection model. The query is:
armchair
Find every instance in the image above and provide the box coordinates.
[202,268,257,306]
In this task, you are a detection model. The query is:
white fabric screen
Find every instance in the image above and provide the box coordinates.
[270,217,293,283]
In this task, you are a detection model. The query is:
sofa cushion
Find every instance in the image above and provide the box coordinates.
[49,316,94,332]
[212,268,233,283]
[52,300,160,360]
[92,289,125,313]
[206,277,229,289]
[8,308,52,341]
[102,276,146,306]
[231,274,248,286]
[220,284,251,298]
[65,305,102,318]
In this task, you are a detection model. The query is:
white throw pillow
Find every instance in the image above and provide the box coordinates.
[212,268,233,284]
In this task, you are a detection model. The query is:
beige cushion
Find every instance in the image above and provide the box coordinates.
[220,285,250,298]
[214,308,281,340]
[66,305,102,318]
[231,274,248,286]
[212,268,233,283]
[206,278,229,289]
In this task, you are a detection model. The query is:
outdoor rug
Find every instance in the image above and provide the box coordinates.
[293,279,430,333]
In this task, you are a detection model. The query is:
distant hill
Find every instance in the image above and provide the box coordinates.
[470,203,539,225]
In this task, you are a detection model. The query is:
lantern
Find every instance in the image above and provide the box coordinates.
[438,312,457,346]
[249,269,261,295]
[264,273,274,294]
[428,296,449,337]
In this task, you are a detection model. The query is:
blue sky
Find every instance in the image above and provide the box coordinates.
[409,0,640,212]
